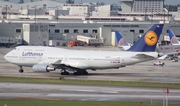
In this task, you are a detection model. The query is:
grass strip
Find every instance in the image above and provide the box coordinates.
[0,100,179,106]
[0,76,180,88]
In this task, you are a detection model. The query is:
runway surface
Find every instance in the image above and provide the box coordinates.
[0,47,180,83]
[0,82,180,103]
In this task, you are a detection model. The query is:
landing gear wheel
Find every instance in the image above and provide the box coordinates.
[74,70,88,75]
[73,72,78,75]
[61,72,69,75]
[83,71,88,75]
[61,69,69,75]
[19,69,24,73]
[18,66,24,73]
[62,72,69,75]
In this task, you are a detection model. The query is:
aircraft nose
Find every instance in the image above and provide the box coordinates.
[4,52,11,61]
[4,53,8,61]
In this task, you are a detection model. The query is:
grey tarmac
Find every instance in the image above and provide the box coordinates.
[0,82,180,103]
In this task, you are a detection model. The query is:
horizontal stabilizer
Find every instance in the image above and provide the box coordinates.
[132,54,156,58]
[158,55,167,60]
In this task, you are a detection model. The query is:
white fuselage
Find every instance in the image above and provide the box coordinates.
[4,46,158,70]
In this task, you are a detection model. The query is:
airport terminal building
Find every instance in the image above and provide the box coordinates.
[120,0,164,12]
[0,0,180,46]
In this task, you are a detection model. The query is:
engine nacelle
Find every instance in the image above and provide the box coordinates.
[32,64,55,72]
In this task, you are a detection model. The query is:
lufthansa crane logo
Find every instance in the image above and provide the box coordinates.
[144,31,158,46]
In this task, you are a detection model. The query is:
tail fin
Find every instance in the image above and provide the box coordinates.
[128,24,164,52]
[115,31,130,46]
[168,29,180,45]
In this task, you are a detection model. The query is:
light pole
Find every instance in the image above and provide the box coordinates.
[164,11,165,24]
[34,5,37,23]
[144,7,147,21]
[5,5,8,20]
[168,6,169,21]
[56,6,59,23]
[27,5,29,19]
[151,7,153,23]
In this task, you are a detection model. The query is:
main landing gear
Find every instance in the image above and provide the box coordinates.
[74,69,88,75]
[61,69,69,75]
[19,66,24,73]
[60,68,88,75]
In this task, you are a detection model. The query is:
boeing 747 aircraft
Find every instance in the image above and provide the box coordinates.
[4,24,163,75]
[115,31,132,51]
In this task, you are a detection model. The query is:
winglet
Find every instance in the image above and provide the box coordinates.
[128,24,164,52]
[168,29,180,45]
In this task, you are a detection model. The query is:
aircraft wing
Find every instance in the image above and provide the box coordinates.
[132,54,156,58]
[118,46,131,51]
[60,60,89,69]
[118,47,125,51]
[52,60,62,65]
[37,59,89,71]
[46,59,89,70]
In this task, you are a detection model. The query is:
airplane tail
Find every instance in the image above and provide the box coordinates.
[115,31,130,47]
[168,29,180,45]
[128,24,164,52]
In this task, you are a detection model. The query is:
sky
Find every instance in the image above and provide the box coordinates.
[7,0,180,5]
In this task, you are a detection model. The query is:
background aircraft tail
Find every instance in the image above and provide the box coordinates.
[115,31,130,47]
[128,24,164,52]
[168,29,180,45]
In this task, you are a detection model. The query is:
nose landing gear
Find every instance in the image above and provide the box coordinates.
[19,66,24,73]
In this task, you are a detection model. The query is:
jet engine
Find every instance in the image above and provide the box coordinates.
[32,64,55,72]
